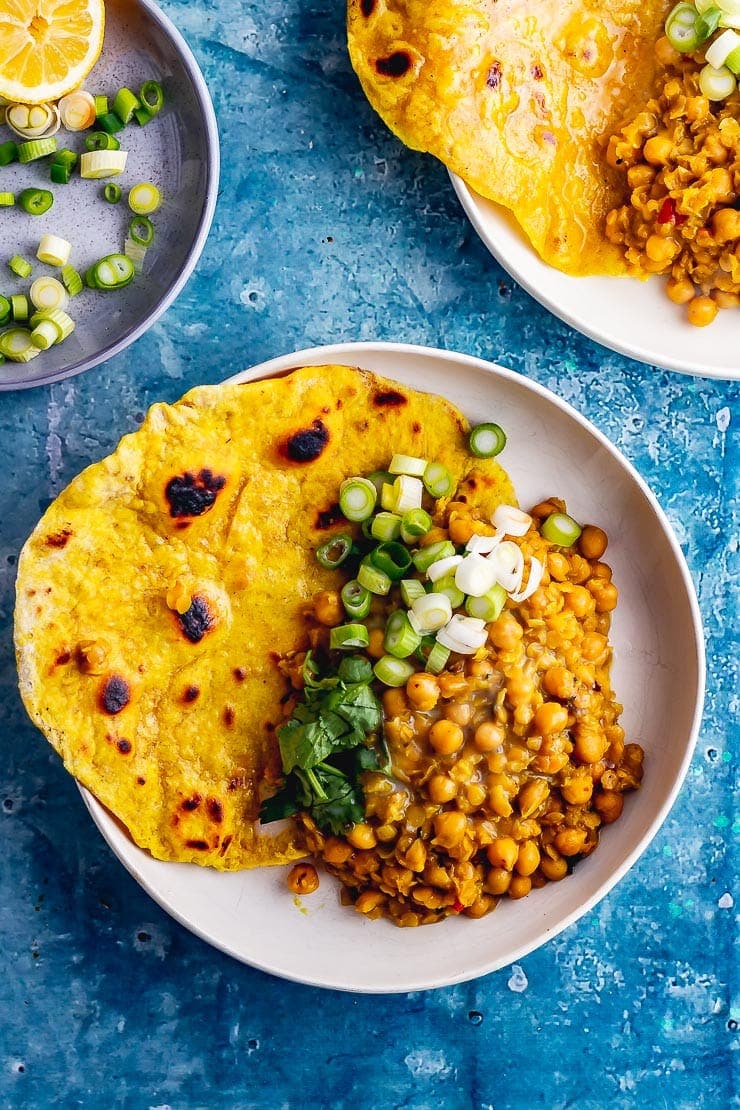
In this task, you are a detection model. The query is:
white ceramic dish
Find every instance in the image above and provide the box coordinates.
[81,341,705,993]
[0,0,219,391]
[451,175,739,382]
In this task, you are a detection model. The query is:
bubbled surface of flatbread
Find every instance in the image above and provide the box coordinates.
[15,365,515,871]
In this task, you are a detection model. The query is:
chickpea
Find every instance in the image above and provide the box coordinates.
[589,578,619,612]
[287,863,320,895]
[508,875,533,899]
[627,164,655,189]
[465,894,495,919]
[645,234,677,266]
[591,561,612,581]
[594,790,625,825]
[573,723,608,765]
[466,782,487,807]
[429,719,465,755]
[533,701,569,735]
[399,838,427,872]
[428,774,458,804]
[383,686,408,718]
[347,823,377,850]
[433,810,468,848]
[474,720,504,752]
[314,590,343,626]
[446,701,473,727]
[554,827,588,857]
[448,515,476,544]
[506,672,534,708]
[489,611,523,651]
[355,890,386,914]
[543,666,575,700]
[578,525,608,561]
[547,552,570,581]
[484,868,510,895]
[565,584,594,618]
[561,773,594,806]
[515,840,541,876]
[517,779,549,819]
[687,296,718,328]
[530,498,564,519]
[367,627,385,659]
[715,292,740,310]
[666,277,695,305]
[581,632,608,661]
[437,672,468,698]
[540,856,569,882]
[406,672,440,711]
[643,133,673,166]
[322,837,354,865]
[486,836,519,871]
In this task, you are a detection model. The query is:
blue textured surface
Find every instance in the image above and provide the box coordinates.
[1,2,738,1106]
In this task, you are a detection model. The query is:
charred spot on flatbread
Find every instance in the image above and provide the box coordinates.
[281,419,330,463]
[373,388,407,407]
[46,529,72,548]
[117,738,132,754]
[207,798,224,823]
[176,597,215,644]
[376,52,411,78]
[486,62,502,89]
[182,684,200,703]
[315,503,343,530]
[361,0,376,14]
[165,469,226,518]
[100,675,130,715]
[182,794,202,811]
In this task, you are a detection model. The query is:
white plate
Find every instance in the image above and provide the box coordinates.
[451,175,739,382]
[81,341,705,993]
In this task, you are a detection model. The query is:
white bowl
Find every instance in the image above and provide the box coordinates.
[451,175,739,382]
[81,341,705,992]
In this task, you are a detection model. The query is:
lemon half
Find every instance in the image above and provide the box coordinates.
[0,0,105,106]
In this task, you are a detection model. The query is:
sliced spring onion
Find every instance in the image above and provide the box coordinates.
[50,162,72,185]
[430,574,465,609]
[8,255,32,279]
[696,6,725,39]
[541,511,583,546]
[400,578,426,606]
[469,422,507,458]
[112,87,141,125]
[128,215,155,247]
[124,238,148,273]
[425,642,451,675]
[61,265,83,297]
[128,182,162,215]
[11,295,29,321]
[491,504,532,537]
[455,551,499,597]
[37,235,72,268]
[0,141,17,166]
[58,90,97,131]
[18,188,53,216]
[718,0,740,15]
[6,102,59,139]
[366,470,393,499]
[0,328,39,363]
[341,579,372,620]
[370,541,412,580]
[30,309,74,341]
[80,150,128,180]
[412,539,456,574]
[357,560,392,595]
[86,131,121,152]
[104,182,122,204]
[391,474,423,513]
[705,26,740,65]
[384,610,422,659]
[329,623,370,650]
[436,614,488,655]
[370,512,402,541]
[466,532,502,555]
[400,508,432,543]
[509,556,545,604]
[89,253,136,290]
[373,655,416,688]
[423,461,454,499]
[409,592,453,633]
[426,554,463,583]
[698,61,737,97]
[665,1,702,50]
[17,137,57,163]
[465,584,507,623]
[133,106,154,127]
[94,94,109,117]
[30,319,62,350]
[339,476,377,522]
[487,540,525,593]
[97,111,125,134]
[140,80,165,115]
[316,533,352,568]
[30,277,67,312]
[380,483,396,511]
[389,453,427,477]
[726,42,740,70]
[0,296,10,326]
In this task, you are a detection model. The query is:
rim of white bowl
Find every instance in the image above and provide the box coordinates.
[3,0,220,393]
[80,342,706,990]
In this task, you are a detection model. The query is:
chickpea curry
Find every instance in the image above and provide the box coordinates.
[266,440,645,927]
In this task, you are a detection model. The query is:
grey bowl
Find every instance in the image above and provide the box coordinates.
[0,0,219,390]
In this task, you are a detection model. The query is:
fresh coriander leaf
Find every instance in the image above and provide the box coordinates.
[278,715,337,773]
[324,682,382,736]
[259,781,300,824]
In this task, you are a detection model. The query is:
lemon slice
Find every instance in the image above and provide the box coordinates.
[0,0,105,105]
